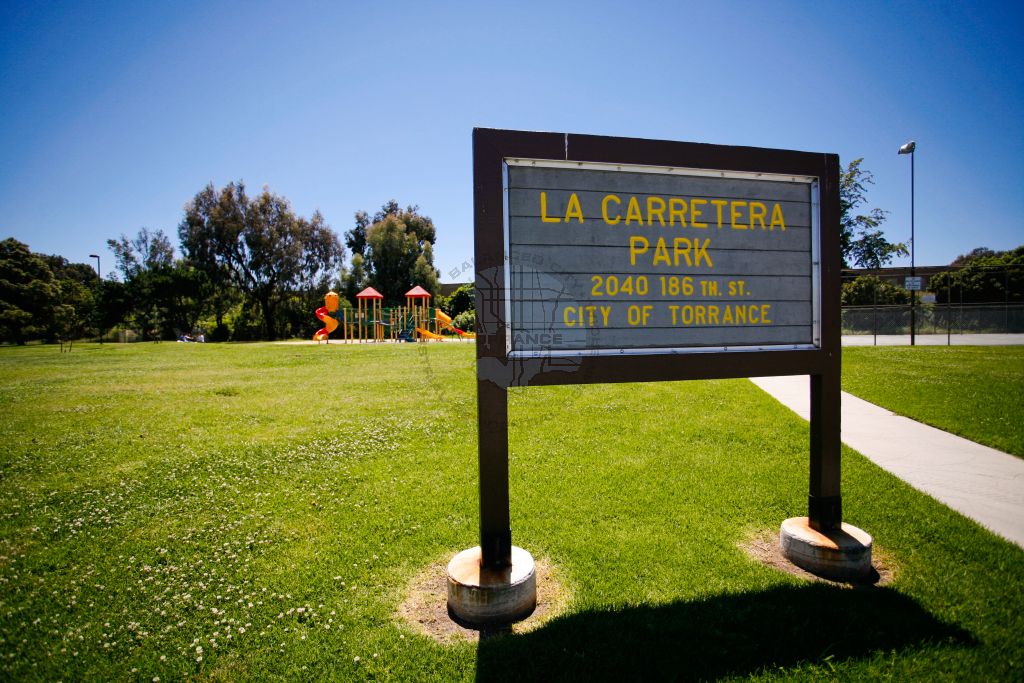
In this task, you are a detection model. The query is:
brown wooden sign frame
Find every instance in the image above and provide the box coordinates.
[472,128,842,569]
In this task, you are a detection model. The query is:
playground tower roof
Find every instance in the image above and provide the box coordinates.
[405,286,432,299]
[356,287,384,300]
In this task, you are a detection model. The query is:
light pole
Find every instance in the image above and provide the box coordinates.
[89,254,102,345]
[898,140,916,346]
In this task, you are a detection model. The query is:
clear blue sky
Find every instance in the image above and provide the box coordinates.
[2,1,1021,280]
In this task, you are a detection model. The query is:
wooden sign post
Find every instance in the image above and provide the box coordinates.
[446,129,872,626]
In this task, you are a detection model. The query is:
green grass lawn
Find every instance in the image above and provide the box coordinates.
[843,346,1024,457]
[1,341,1022,681]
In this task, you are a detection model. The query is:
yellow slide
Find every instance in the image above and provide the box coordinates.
[416,327,444,340]
[433,309,476,338]
[444,322,475,338]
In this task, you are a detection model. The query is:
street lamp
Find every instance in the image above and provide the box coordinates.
[898,140,916,346]
[89,254,102,345]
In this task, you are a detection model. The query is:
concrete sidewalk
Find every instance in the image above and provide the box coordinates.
[751,375,1024,549]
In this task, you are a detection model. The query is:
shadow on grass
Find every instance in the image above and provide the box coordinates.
[475,583,972,681]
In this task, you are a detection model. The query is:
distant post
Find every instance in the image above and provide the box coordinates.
[89,254,102,345]
[899,141,917,345]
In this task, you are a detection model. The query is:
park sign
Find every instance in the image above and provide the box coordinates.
[451,130,847,626]
[506,160,819,356]
[473,129,840,389]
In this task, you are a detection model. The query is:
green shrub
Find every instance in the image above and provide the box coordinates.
[453,309,475,332]
[842,275,910,306]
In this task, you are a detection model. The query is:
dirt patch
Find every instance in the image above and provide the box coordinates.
[397,555,571,644]
[740,530,895,586]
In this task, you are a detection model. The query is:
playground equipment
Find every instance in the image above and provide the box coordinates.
[312,291,341,342]
[311,285,476,343]
[407,286,433,341]
[357,287,386,342]
[435,309,475,338]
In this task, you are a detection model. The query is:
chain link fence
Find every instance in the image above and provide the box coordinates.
[842,303,1024,336]
[841,264,1023,341]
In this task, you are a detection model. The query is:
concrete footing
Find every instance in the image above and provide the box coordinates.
[780,517,873,581]
[446,546,536,626]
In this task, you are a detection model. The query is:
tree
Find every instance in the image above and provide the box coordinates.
[929,245,1024,304]
[840,159,909,268]
[341,253,366,304]
[344,211,370,258]
[952,247,1000,266]
[343,200,440,306]
[106,228,208,339]
[452,308,475,333]
[41,254,100,344]
[440,283,474,318]
[178,181,344,339]
[410,242,440,298]
[96,279,130,338]
[374,200,402,223]
[0,238,58,344]
[841,275,910,306]
[107,228,174,280]
[176,184,240,338]
[363,214,421,305]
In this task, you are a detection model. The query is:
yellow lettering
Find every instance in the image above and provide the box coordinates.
[602,195,621,224]
[563,306,576,327]
[626,196,643,224]
[693,238,713,267]
[540,191,560,223]
[749,305,760,324]
[770,203,786,231]
[652,237,671,266]
[668,305,679,325]
[600,306,611,326]
[722,306,733,324]
[761,304,772,324]
[628,305,652,326]
[711,199,728,227]
[647,196,666,226]
[629,236,649,265]
[672,237,692,266]
[695,306,706,325]
[730,200,748,230]
[749,202,767,229]
[691,199,708,227]
[708,305,719,325]
[736,305,747,324]
[669,198,688,226]
[565,193,584,223]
